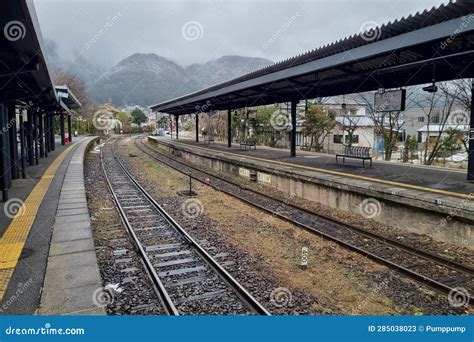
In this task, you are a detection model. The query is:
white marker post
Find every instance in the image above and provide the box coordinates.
[300,247,308,269]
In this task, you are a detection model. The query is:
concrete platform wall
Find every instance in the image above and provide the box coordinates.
[153,138,473,249]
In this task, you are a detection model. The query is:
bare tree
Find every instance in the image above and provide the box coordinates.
[439,79,471,154]
[411,91,441,164]
[412,81,468,165]
[52,71,94,119]
[445,79,472,112]
[302,104,336,152]
[339,114,359,148]
[352,91,414,160]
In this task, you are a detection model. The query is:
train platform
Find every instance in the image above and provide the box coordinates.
[149,136,473,247]
[0,136,103,315]
[154,137,473,196]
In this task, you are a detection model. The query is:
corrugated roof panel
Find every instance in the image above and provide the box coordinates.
[151,0,473,111]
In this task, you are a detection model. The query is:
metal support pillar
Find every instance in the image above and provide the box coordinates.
[195,114,199,142]
[7,103,18,179]
[26,110,34,166]
[34,112,39,165]
[290,99,297,158]
[19,110,26,178]
[3,104,11,188]
[175,115,179,140]
[468,80,474,181]
[43,113,48,157]
[39,112,44,157]
[50,112,55,151]
[60,112,65,145]
[0,103,9,201]
[227,108,232,147]
[169,114,172,139]
[67,114,72,142]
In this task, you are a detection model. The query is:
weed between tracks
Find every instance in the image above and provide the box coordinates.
[85,146,164,315]
[151,142,474,264]
[117,138,464,315]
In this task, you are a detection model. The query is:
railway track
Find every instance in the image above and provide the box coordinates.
[131,137,473,305]
[100,139,270,315]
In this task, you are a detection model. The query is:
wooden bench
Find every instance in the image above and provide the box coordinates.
[205,137,215,144]
[336,146,372,167]
[240,138,257,150]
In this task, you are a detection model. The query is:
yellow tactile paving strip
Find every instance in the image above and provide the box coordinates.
[167,139,472,200]
[0,143,76,300]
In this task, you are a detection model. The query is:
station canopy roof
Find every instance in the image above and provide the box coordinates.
[56,85,82,109]
[151,0,474,116]
[0,0,60,109]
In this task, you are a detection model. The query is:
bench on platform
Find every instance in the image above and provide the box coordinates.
[240,138,257,150]
[205,137,215,144]
[336,146,372,167]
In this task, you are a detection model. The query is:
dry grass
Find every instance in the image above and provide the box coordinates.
[122,140,425,315]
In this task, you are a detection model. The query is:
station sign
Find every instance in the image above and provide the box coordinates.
[57,91,68,98]
[257,172,272,184]
[209,110,220,118]
[239,167,250,177]
[374,89,406,112]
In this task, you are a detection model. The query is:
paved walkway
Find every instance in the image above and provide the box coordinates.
[0,139,81,314]
[0,138,73,237]
[162,137,473,196]
[0,136,104,315]
[38,137,105,315]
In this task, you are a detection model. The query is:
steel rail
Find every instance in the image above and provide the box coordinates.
[107,138,270,315]
[100,142,179,315]
[135,137,473,304]
[141,138,473,274]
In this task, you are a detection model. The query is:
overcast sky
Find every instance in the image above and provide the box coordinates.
[34,0,448,68]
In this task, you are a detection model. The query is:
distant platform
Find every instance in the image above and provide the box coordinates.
[151,136,473,196]
[149,136,473,248]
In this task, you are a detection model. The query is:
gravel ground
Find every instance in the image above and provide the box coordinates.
[148,140,473,266]
[84,142,165,315]
[136,139,473,294]
[117,137,470,315]
[101,142,258,315]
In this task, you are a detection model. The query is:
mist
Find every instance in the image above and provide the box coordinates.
[34,0,449,69]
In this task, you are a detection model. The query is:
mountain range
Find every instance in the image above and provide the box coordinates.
[53,53,273,107]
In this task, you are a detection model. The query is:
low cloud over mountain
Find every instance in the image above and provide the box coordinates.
[53,52,273,107]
